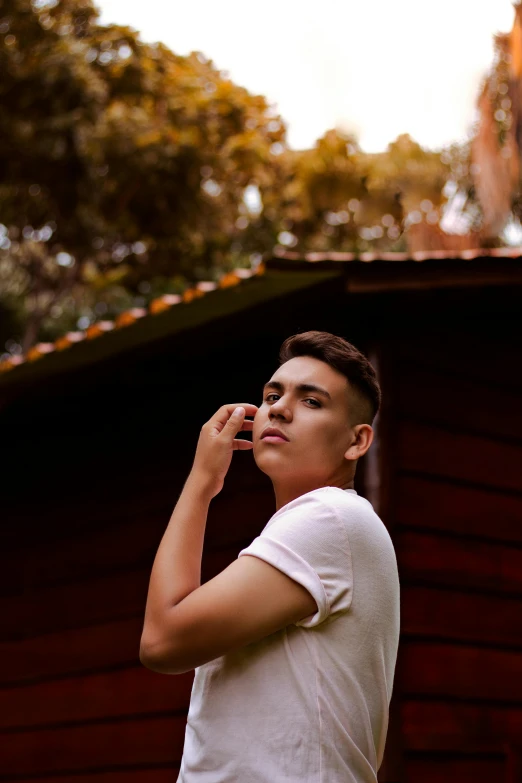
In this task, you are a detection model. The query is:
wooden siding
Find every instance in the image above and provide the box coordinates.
[0,445,275,780]
[0,324,314,781]
[2,286,522,782]
[391,332,522,783]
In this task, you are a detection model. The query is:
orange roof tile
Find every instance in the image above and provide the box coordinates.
[2,247,521,377]
[0,264,266,375]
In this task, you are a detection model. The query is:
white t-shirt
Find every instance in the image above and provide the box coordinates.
[177,486,400,783]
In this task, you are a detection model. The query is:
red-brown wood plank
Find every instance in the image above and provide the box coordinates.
[396,366,522,442]
[395,334,522,390]
[0,480,174,550]
[401,699,522,749]
[0,618,143,685]
[0,715,187,777]
[201,485,276,549]
[401,585,522,647]
[396,475,522,543]
[398,421,522,492]
[396,531,522,596]
[0,520,247,596]
[398,642,522,702]
[3,772,179,783]
[404,757,507,783]
[0,665,193,731]
[0,545,249,683]
[0,547,241,642]
[1,457,271,552]
[0,490,271,596]
[0,568,150,641]
[0,514,168,597]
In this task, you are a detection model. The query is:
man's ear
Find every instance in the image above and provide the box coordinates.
[344,424,373,461]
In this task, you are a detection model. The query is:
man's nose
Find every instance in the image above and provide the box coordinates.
[270,400,289,416]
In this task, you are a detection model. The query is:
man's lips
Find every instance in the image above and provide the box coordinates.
[261,427,289,442]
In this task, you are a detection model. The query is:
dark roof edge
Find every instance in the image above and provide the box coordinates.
[0,267,342,393]
[270,246,522,263]
[266,251,522,292]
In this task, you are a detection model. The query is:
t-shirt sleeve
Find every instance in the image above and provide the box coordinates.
[237,490,354,628]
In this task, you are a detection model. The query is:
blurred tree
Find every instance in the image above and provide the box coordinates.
[369,134,460,253]
[0,0,486,358]
[0,0,286,349]
[272,130,453,254]
[471,6,522,241]
[274,129,368,252]
[364,133,449,251]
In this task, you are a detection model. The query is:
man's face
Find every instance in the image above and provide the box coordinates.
[252,356,358,485]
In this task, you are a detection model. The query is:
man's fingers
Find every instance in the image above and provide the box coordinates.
[204,403,257,435]
[226,407,245,429]
[233,439,254,450]
[222,404,257,430]
[223,403,258,416]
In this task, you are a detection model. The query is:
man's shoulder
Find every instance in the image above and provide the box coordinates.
[269,487,377,524]
[319,488,394,546]
[319,487,378,519]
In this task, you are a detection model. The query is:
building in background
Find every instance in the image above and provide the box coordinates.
[0,250,521,782]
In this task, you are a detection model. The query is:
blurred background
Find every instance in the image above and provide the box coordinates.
[1,5,522,783]
[1,0,521,358]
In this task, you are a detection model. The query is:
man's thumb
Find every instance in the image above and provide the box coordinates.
[231,406,245,421]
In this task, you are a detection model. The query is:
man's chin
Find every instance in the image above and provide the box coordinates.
[253,450,293,476]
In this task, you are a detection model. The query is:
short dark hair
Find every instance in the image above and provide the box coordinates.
[278,330,381,423]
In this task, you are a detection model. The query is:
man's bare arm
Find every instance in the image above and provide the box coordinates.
[139,402,317,674]
[139,470,214,658]
[140,553,318,675]
[140,402,257,662]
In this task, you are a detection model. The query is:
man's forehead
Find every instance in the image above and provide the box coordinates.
[265,369,347,400]
[268,357,345,389]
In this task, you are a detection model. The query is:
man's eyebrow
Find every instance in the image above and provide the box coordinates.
[262,380,332,400]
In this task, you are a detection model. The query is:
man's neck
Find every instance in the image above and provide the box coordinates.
[273,477,355,512]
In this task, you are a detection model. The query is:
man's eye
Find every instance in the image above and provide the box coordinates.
[265,394,320,407]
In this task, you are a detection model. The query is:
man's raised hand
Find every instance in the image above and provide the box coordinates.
[190,403,259,499]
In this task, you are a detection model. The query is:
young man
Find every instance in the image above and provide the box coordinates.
[140,330,400,783]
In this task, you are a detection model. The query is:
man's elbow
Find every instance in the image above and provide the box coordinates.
[139,636,185,675]
[140,637,176,674]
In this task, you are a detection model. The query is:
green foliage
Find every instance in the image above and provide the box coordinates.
[1,0,285,268]
[0,0,462,354]
[272,130,450,253]
[0,0,287,348]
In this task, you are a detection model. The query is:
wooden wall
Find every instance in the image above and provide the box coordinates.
[389,328,522,783]
[0,324,288,781]
[0,301,365,781]
[3,280,521,782]
[0,315,372,780]
[0,430,279,780]
[0,455,279,781]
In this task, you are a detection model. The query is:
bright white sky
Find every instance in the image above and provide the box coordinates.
[96,0,516,152]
